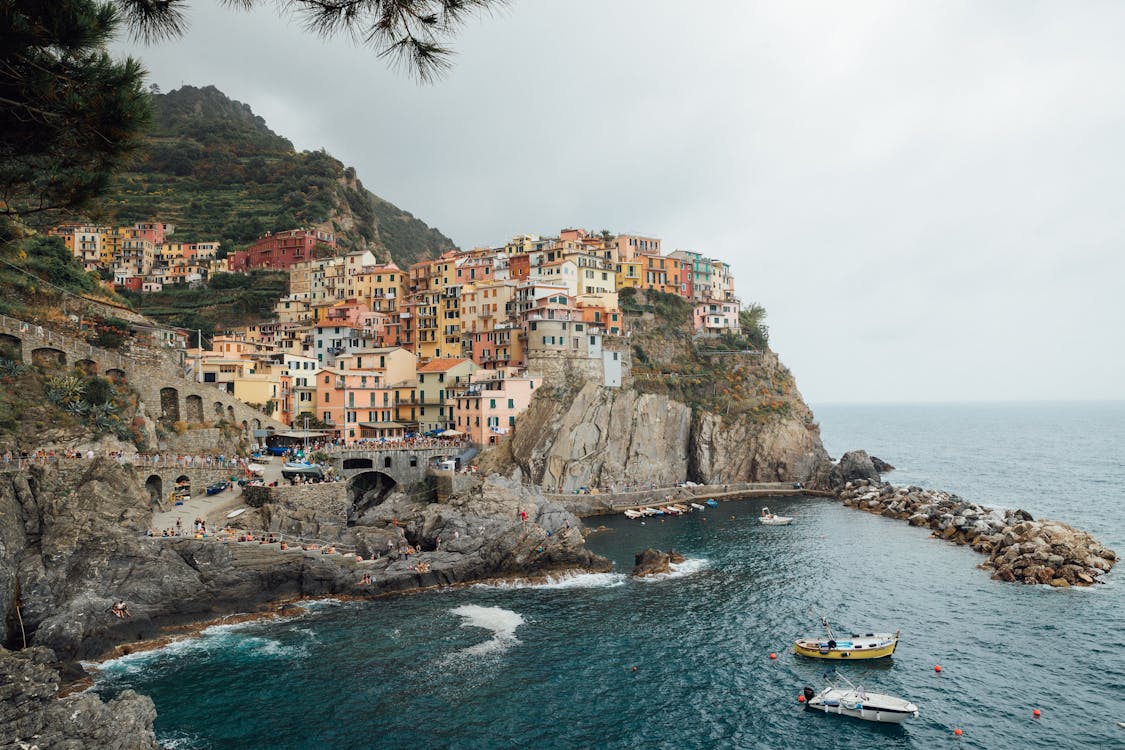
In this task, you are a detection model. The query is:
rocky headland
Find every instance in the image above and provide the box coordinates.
[829,450,1117,587]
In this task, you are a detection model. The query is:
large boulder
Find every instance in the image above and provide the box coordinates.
[829,450,881,489]
[631,548,685,577]
[0,646,160,749]
[870,456,896,473]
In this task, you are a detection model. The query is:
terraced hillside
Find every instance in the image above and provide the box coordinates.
[98,85,454,266]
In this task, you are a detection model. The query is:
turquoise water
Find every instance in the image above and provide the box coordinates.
[94,403,1125,749]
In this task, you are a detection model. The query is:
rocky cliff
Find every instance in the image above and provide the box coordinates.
[500,359,827,492]
[0,461,604,664]
[495,289,829,492]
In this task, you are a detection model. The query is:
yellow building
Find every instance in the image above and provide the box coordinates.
[416,357,477,433]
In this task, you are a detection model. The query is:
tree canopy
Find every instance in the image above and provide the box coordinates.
[0,0,151,226]
[114,0,505,82]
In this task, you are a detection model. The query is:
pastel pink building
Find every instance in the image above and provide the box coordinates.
[693,300,741,336]
[452,369,540,445]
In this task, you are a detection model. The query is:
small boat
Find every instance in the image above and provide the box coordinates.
[662,506,681,515]
[282,461,324,480]
[623,509,644,519]
[759,506,793,525]
[226,508,248,519]
[690,502,705,510]
[795,616,899,660]
[670,504,690,514]
[803,672,918,724]
[705,499,718,508]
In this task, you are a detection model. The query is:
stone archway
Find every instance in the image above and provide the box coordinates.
[0,333,20,360]
[159,387,180,422]
[173,474,191,503]
[214,401,224,418]
[31,347,65,368]
[105,368,126,382]
[227,405,235,422]
[347,471,398,526]
[184,394,204,423]
[145,474,163,508]
[252,418,261,430]
[75,358,98,375]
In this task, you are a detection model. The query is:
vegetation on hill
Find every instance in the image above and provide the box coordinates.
[0,235,128,319]
[120,270,288,339]
[97,85,455,266]
[0,358,146,451]
[620,288,796,423]
[0,1,150,230]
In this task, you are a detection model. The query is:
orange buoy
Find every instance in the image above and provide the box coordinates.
[934,664,942,672]
[797,694,806,703]
[954,728,963,736]
[1033,709,1041,718]
[769,653,777,660]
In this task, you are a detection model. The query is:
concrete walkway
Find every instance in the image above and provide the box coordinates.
[150,458,287,533]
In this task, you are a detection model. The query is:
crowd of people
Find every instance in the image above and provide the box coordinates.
[1,448,246,470]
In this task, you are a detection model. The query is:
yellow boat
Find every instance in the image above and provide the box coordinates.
[794,617,900,660]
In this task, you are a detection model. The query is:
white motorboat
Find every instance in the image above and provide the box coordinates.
[759,506,793,525]
[623,509,644,519]
[803,673,918,724]
[690,502,706,510]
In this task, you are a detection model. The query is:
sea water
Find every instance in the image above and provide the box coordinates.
[93,402,1125,749]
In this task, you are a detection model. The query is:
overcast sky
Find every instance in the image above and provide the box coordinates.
[114,0,1125,404]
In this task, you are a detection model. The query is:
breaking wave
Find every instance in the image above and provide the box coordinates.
[449,604,525,657]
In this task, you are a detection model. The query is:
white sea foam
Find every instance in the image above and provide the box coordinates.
[92,623,307,675]
[634,557,710,583]
[449,604,525,657]
[474,570,627,590]
[302,597,347,612]
[157,731,206,749]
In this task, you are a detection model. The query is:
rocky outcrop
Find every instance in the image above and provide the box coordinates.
[631,548,685,577]
[0,646,160,750]
[838,479,1117,586]
[0,461,607,665]
[827,450,882,488]
[506,381,827,491]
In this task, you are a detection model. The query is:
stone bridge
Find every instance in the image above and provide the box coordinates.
[324,446,471,511]
[330,446,466,484]
[0,314,284,435]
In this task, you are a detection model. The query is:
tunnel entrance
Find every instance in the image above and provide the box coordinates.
[347,471,397,526]
[145,474,163,508]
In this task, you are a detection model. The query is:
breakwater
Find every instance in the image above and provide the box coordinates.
[837,478,1117,586]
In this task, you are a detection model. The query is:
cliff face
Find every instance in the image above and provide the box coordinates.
[500,290,827,490]
[690,407,826,484]
[506,376,827,492]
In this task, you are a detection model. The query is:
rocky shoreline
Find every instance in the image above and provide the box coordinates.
[832,451,1117,587]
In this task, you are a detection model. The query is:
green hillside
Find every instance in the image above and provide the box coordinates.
[97,85,454,266]
[118,271,289,338]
